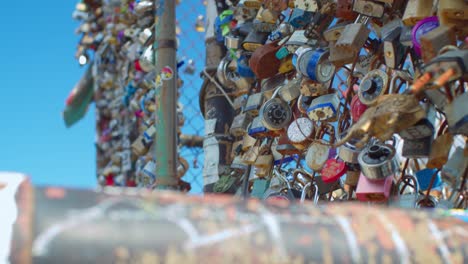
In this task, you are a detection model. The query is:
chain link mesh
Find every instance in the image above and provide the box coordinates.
[176,1,206,194]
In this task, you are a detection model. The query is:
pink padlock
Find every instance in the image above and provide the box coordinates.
[356,173,393,202]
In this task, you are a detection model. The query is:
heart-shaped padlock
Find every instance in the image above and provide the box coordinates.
[321,159,347,183]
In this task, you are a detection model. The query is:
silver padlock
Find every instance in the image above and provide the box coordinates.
[278,78,301,102]
[390,174,421,209]
[358,141,398,181]
[352,0,385,18]
[243,92,266,117]
[399,118,435,140]
[259,97,292,131]
[445,92,468,136]
[402,136,433,158]
[358,69,388,105]
[287,117,315,151]
[230,112,253,137]
[307,92,340,122]
[338,136,363,164]
[442,147,468,188]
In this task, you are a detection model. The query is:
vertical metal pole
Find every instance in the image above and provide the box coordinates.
[154,0,178,189]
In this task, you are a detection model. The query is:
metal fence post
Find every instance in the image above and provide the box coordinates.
[154,0,178,189]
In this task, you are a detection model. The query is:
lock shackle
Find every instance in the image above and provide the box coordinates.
[296,94,309,114]
[389,70,412,94]
[300,181,319,205]
[292,168,314,185]
[396,174,420,197]
[273,167,292,190]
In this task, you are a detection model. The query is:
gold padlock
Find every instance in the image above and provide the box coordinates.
[402,0,433,26]
[242,144,260,165]
[427,133,454,169]
[420,25,457,63]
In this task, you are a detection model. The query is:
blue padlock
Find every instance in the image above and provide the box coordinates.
[289,8,313,29]
[415,168,442,190]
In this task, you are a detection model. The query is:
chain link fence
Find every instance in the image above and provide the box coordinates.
[176,1,206,194]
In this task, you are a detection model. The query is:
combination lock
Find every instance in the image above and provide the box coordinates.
[259,98,292,130]
[358,142,398,181]
[358,70,388,105]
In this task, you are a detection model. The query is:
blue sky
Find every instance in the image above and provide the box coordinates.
[0,1,95,188]
[0,1,206,190]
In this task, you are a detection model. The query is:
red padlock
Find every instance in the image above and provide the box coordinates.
[350,94,368,122]
[321,159,347,183]
[356,173,393,202]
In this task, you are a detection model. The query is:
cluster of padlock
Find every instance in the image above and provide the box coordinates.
[69,0,191,190]
[202,0,467,209]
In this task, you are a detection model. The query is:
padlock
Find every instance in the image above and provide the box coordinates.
[402,136,433,158]
[276,132,301,155]
[249,40,282,79]
[230,112,253,137]
[402,0,433,26]
[390,174,421,209]
[420,25,457,63]
[334,94,427,148]
[278,78,301,102]
[438,0,468,39]
[445,92,468,136]
[358,142,398,181]
[261,74,286,99]
[442,147,468,188]
[254,153,274,169]
[243,92,266,116]
[253,6,280,32]
[269,22,294,42]
[399,118,435,140]
[242,29,269,52]
[287,117,315,150]
[243,0,262,9]
[329,41,357,67]
[336,0,358,21]
[289,7,314,29]
[335,23,370,55]
[415,168,443,191]
[350,94,368,122]
[415,195,440,208]
[352,0,385,18]
[315,174,341,195]
[356,173,393,202]
[304,7,336,40]
[248,115,279,138]
[321,159,347,183]
[323,23,349,42]
[225,35,244,49]
[300,78,330,97]
[216,57,235,88]
[138,160,156,188]
[258,97,292,130]
[338,136,363,164]
[382,22,407,69]
[427,133,454,169]
[304,49,335,84]
[424,50,468,85]
[358,69,388,105]
[306,142,331,171]
[345,165,361,186]
[285,30,309,47]
[307,92,340,122]
[412,16,440,57]
[242,142,260,165]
